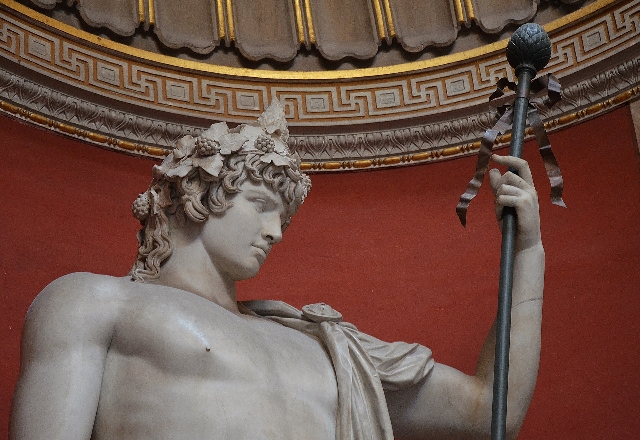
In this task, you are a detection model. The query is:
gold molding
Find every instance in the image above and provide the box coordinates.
[293,0,305,44]
[216,0,226,40]
[371,0,386,41]
[3,84,637,171]
[303,0,315,45]
[225,0,235,41]
[453,0,466,25]
[148,0,155,26]
[464,0,476,22]
[0,100,167,157]
[138,0,145,23]
[2,0,636,126]
[0,0,621,81]
[382,0,395,38]
[300,84,640,171]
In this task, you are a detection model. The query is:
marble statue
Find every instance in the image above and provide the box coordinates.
[10,101,545,439]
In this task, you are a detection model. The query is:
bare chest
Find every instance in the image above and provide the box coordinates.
[93,292,338,439]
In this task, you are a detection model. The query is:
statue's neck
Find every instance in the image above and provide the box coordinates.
[151,241,240,315]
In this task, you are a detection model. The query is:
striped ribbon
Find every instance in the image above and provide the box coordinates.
[456,74,566,227]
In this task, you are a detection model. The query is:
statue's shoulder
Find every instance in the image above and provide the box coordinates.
[27,273,130,328]
[37,272,128,300]
[19,273,135,365]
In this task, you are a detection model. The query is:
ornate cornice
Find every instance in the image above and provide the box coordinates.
[0,0,635,121]
[0,0,639,171]
[2,56,638,170]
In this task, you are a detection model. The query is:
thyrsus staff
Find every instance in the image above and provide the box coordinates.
[492,23,553,440]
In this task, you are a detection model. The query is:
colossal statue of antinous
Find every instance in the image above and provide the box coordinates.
[10,101,545,439]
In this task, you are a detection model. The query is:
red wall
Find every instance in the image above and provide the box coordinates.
[2,106,639,439]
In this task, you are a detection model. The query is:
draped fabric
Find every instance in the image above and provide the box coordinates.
[27,0,582,62]
[241,300,434,440]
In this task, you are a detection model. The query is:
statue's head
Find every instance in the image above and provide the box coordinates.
[129,100,311,282]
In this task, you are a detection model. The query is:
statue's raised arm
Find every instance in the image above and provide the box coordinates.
[385,154,544,439]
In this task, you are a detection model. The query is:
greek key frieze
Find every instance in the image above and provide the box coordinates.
[3,55,638,169]
[1,1,639,127]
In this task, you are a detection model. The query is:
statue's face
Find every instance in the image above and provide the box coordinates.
[199,180,285,281]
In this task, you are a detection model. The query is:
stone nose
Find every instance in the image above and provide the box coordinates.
[262,213,283,244]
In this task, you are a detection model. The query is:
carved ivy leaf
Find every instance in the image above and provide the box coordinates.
[201,122,229,142]
[239,125,264,150]
[164,158,194,178]
[219,133,248,154]
[273,138,289,155]
[174,135,196,159]
[258,100,289,142]
[151,163,165,180]
[195,154,224,177]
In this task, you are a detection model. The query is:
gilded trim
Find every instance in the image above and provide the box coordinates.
[226,0,235,41]
[300,84,640,171]
[303,0,315,45]
[216,0,226,40]
[138,0,145,23]
[464,0,476,21]
[148,0,155,26]
[0,0,621,80]
[293,0,305,44]
[4,83,638,170]
[0,100,167,157]
[372,0,386,41]
[3,0,637,126]
[382,0,395,38]
[453,0,466,25]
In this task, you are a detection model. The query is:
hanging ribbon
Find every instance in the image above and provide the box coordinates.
[456,74,566,227]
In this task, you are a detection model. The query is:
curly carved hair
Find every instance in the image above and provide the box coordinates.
[129,150,310,282]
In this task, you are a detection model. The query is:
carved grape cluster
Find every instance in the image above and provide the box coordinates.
[132,192,151,221]
[195,136,220,156]
[254,134,276,153]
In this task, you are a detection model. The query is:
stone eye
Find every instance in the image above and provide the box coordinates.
[254,199,267,212]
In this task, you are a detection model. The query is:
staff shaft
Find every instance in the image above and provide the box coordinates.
[491,67,534,440]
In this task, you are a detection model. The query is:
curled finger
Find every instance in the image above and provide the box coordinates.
[491,154,534,186]
[489,168,502,195]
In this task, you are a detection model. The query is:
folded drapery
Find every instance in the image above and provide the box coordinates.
[241,300,434,440]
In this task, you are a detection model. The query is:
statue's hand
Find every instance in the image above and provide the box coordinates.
[489,154,541,251]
